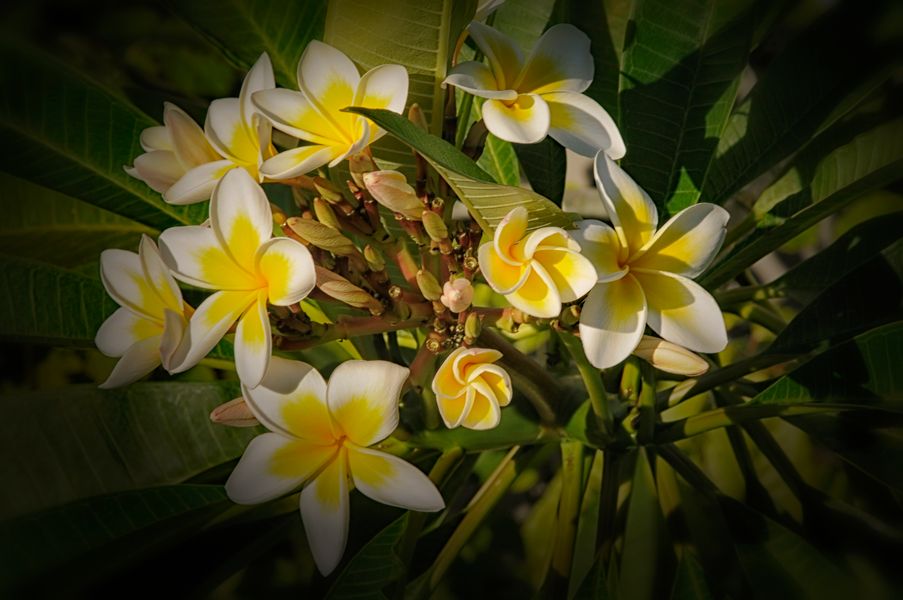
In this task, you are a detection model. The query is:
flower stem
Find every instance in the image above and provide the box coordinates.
[277,315,429,350]
[556,331,613,438]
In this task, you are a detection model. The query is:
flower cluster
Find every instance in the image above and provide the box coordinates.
[97,10,730,578]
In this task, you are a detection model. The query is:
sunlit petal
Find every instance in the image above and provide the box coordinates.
[210,168,273,273]
[632,269,728,353]
[164,159,235,205]
[436,390,473,429]
[255,237,316,306]
[99,249,167,320]
[300,448,350,576]
[158,225,257,290]
[239,53,275,130]
[630,203,729,277]
[138,235,183,313]
[170,290,257,373]
[234,290,272,389]
[327,360,409,446]
[354,64,409,115]
[482,94,550,145]
[252,88,339,146]
[99,335,162,389]
[347,445,445,511]
[140,125,171,152]
[95,307,160,357]
[493,206,528,264]
[578,276,647,369]
[572,220,628,283]
[545,91,625,159]
[515,24,593,95]
[504,262,561,318]
[226,432,336,505]
[444,61,517,100]
[593,152,658,257]
[478,242,530,295]
[205,98,259,166]
[297,41,360,135]
[467,21,524,90]
[260,144,343,180]
[460,379,501,430]
[531,247,596,302]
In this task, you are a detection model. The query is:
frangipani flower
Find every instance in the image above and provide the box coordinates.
[126,53,275,205]
[226,357,444,575]
[576,152,729,369]
[444,22,624,158]
[158,168,316,387]
[478,206,597,318]
[95,236,190,388]
[252,41,409,179]
[432,347,512,430]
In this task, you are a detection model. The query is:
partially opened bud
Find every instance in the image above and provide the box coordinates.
[416,269,443,301]
[363,170,424,220]
[422,210,449,241]
[440,278,473,313]
[348,153,377,187]
[633,336,709,376]
[316,267,384,314]
[408,103,429,132]
[210,397,259,427]
[286,216,357,256]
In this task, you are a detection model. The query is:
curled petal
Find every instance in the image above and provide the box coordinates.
[99,335,162,389]
[210,168,273,273]
[256,238,316,306]
[327,360,410,447]
[572,220,628,283]
[159,308,188,371]
[347,445,445,511]
[206,98,259,165]
[530,247,597,303]
[515,24,593,95]
[630,203,730,277]
[504,262,562,319]
[234,291,272,389]
[354,64,409,115]
[252,88,339,146]
[138,235,183,314]
[163,102,220,168]
[444,61,516,100]
[300,449,350,576]
[140,125,172,152]
[493,206,529,265]
[239,53,275,129]
[467,21,524,90]
[226,432,336,505]
[465,363,512,407]
[593,152,658,258]
[478,242,530,295]
[546,91,625,159]
[260,144,343,180]
[164,160,235,205]
[131,151,183,193]
[631,269,727,354]
[100,249,167,320]
[436,390,473,429]
[96,307,160,357]
[460,380,502,430]
[578,276,647,369]
[170,290,257,374]
[482,94,551,145]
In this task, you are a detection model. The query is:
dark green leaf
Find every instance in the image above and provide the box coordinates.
[408,404,543,451]
[514,137,566,205]
[670,552,712,600]
[167,0,327,87]
[0,382,256,518]
[521,471,562,590]
[477,133,521,187]
[492,0,558,51]
[569,449,605,597]
[0,43,205,230]
[619,0,756,214]
[325,514,407,600]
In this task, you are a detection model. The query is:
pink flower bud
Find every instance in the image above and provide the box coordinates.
[440,278,474,313]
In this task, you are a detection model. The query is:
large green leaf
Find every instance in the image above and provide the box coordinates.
[477,133,521,187]
[0,173,155,268]
[701,4,892,206]
[166,0,327,87]
[0,485,229,593]
[619,0,755,215]
[0,382,256,518]
[568,450,605,597]
[492,0,557,51]
[513,138,567,206]
[325,0,475,175]
[701,119,903,289]
[348,107,573,232]
[0,43,205,230]
[325,514,406,600]
[670,552,713,600]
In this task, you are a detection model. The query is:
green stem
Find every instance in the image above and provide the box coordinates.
[277,315,430,350]
[636,361,657,445]
[556,331,613,438]
[736,302,786,334]
[715,283,782,306]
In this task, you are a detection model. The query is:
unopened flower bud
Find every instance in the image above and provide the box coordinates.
[363,244,385,271]
[269,202,287,226]
[285,216,357,256]
[558,305,580,327]
[313,176,345,204]
[421,210,449,242]
[408,103,429,132]
[348,153,377,188]
[465,312,482,340]
[209,397,259,428]
[313,198,341,230]
[316,267,384,315]
[633,336,709,376]
[416,269,443,301]
[440,278,473,313]
[362,170,424,220]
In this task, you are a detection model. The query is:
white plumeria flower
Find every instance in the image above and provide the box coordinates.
[95,236,190,388]
[575,152,730,369]
[432,347,512,430]
[252,41,409,179]
[478,206,597,318]
[226,357,444,575]
[444,22,625,158]
[158,168,316,388]
[126,53,276,205]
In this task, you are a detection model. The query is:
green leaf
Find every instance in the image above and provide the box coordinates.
[619,0,755,215]
[347,107,573,232]
[0,255,117,346]
[520,471,562,590]
[670,552,713,600]
[0,173,156,268]
[477,133,521,187]
[701,4,892,206]
[701,119,903,289]
[325,514,407,600]
[0,485,229,592]
[492,0,558,51]
[573,554,615,600]
[513,137,567,206]
[325,0,475,176]
[0,43,206,230]
[0,382,256,518]
[166,0,327,87]
[408,404,543,451]
[569,450,605,597]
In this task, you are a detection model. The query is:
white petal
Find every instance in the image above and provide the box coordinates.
[482,94,551,145]
[96,307,160,357]
[239,53,275,128]
[260,144,343,179]
[210,168,273,273]
[99,335,162,389]
[300,449,350,576]
[297,41,360,119]
[630,203,730,277]
[327,360,410,447]
[444,61,516,100]
[234,291,272,389]
[140,125,172,152]
[631,270,728,354]
[572,220,628,283]
[159,308,188,371]
[530,247,597,303]
[256,237,317,306]
[515,24,593,94]
[158,225,257,290]
[493,206,529,264]
[138,235,183,313]
[163,102,220,168]
[226,432,336,505]
[594,152,658,257]
[505,262,562,318]
[99,248,165,320]
[164,160,235,205]
[252,88,339,145]
[545,91,625,159]
[578,276,648,369]
[354,64,409,115]
[467,21,524,90]
[131,150,183,193]
[478,242,531,294]
[170,290,257,373]
[242,355,336,443]
[347,445,445,511]
[205,98,259,165]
